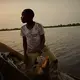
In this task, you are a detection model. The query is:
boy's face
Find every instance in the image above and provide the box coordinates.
[21,14,33,23]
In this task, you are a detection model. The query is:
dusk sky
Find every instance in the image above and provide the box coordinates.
[0,0,80,29]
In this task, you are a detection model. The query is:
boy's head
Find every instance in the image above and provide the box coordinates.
[21,9,34,23]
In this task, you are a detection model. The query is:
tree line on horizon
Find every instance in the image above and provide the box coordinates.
[0,23,80,31]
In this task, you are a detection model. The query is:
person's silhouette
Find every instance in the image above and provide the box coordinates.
[20,9,45,68]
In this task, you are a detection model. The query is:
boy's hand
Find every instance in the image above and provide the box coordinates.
[24,53,28,65]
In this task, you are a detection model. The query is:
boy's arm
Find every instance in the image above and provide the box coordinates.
[23,36,29,64]
[40,34,45,50]
[23,36,28,56]
[20,27,27,55]
[20,27,28,65]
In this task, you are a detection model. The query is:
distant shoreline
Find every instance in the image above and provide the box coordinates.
[0,23,80,31]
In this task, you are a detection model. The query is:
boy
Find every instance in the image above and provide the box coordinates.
[20,9,45,68]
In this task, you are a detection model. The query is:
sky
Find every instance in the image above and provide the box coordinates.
[0,0,80,29]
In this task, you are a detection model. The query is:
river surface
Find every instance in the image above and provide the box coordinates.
[0,26,80,78]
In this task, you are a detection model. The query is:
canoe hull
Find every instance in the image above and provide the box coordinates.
[0,43,79,80]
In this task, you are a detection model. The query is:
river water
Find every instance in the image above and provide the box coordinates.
[0,26,80,78]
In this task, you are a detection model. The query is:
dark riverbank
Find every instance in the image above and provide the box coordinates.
[0,23,80,31]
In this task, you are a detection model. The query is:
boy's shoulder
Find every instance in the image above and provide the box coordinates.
[21,24,26,28]
[36,22,43,26]
[35,22,44,29]
[21,22,43,30]
[21,24,26,30]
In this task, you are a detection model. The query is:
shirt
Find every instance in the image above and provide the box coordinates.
[20,22,44,53]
